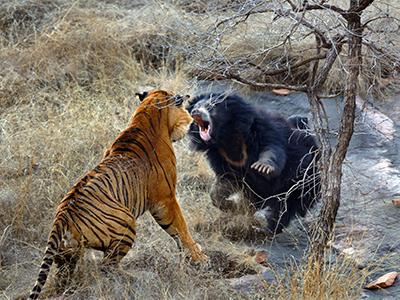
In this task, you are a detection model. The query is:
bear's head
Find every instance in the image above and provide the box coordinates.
[187,93,255,164]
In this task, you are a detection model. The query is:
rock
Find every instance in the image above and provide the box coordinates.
[272,88,292,96]
[365,271,399,289]
[228,269,276,291]
[261,268,276,284]
[392,198,400,207]
[228,274,261,291]
[342,247,356,256]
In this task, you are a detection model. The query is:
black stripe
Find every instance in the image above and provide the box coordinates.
[40,263,51,271]
[141,130,157,153]
[109,167,125,202]
[48,235,60,249]
[117,127,142,140]
[130,129,160,176]
[135,112,157,135]
[108,228,135,243]
[157,109,161,124]
[74,200,136,237]
[69,211,105,249]
[73,202,136,242]
[70,204,109,237]
[75,196,134,232]
[72,212,105,248]
[137,198,143,219]
[101,173,118,200]
[72,203,107,227]
[32,285,42,293]
[48,239,57,250]
[112,239,133,248]
[68,212,84,235]
[29,292,39,299]
[83,186,124,212]
[118,149,143,161]
[43,257,52,264]
[152,214,161,222]
[93,165,102,173]
[58,214,69,225]
[153,153,174,192]
[130,140,151,161]
[159,221,173,230]
[113,147,134,153]
[111,140,150,162]
[160,138,175,156]
[145,112,157,135]
[119,171,130,208]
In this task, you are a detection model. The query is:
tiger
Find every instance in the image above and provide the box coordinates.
[28,89,207,299]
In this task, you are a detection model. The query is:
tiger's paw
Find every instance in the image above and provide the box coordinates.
[189,243,209,263]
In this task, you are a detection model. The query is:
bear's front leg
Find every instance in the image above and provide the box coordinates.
[250,149,285,178]
[210,177,242,212]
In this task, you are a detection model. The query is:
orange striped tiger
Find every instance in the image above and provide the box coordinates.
[28,90,207,299]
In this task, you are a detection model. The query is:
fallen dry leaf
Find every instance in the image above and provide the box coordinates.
[392,198,400,207]
[254,250,268,264]
[365,271,399,289]
[272,88,292,96]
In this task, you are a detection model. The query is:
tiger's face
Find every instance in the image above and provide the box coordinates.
[168,95,193,142]
[136,90,193,142]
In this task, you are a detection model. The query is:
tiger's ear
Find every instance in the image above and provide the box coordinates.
[135,92,148,102]
[173,94,190,107]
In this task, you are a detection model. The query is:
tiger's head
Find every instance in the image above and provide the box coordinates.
[135,90,193,142]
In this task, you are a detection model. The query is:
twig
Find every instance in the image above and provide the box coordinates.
[227,72,307,91]
[0,225,11,248]
[253,53,328,77]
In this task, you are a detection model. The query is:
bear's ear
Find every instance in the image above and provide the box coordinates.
[135,91,148,102]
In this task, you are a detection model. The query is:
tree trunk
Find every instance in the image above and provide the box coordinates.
[308,0,367,261]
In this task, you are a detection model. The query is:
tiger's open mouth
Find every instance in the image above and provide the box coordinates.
[192,114,212,142]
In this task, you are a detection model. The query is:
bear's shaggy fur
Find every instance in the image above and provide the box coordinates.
[187,93,320,234]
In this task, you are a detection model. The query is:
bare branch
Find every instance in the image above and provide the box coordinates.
[252,53,328,77]
[290,2,347,17]
[352,0,376,13]
[312,41,344,90]
[285,0,297,10]
[226,72,308,92]
[215,2,271,28]
[274,9,340,48]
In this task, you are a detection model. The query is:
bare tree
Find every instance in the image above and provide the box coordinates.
[185,0,399,261]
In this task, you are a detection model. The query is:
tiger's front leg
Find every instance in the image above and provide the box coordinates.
[150,198,208,262]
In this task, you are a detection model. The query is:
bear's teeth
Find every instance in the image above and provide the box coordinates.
[199,126,211,141]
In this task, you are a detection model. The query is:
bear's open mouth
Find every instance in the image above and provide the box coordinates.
[192,115,212,141]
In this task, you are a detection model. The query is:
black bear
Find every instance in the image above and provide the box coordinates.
[187,93,320,235]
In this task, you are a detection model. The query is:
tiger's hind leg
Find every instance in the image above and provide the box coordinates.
[90,207,137,271]
[151,197,207,262]
[53,248,82,294]
[100,215,136,270]
[101,239,133,269]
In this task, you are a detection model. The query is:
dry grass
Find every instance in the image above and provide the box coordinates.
[272,255,367,300]
[0,0,394,299]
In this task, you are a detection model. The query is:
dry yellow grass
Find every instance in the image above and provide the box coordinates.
[0,0,395,299]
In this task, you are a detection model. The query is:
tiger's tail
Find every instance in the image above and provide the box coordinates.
[28,219,64,300]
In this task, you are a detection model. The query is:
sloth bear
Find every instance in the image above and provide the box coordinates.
[187,93,320,235]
